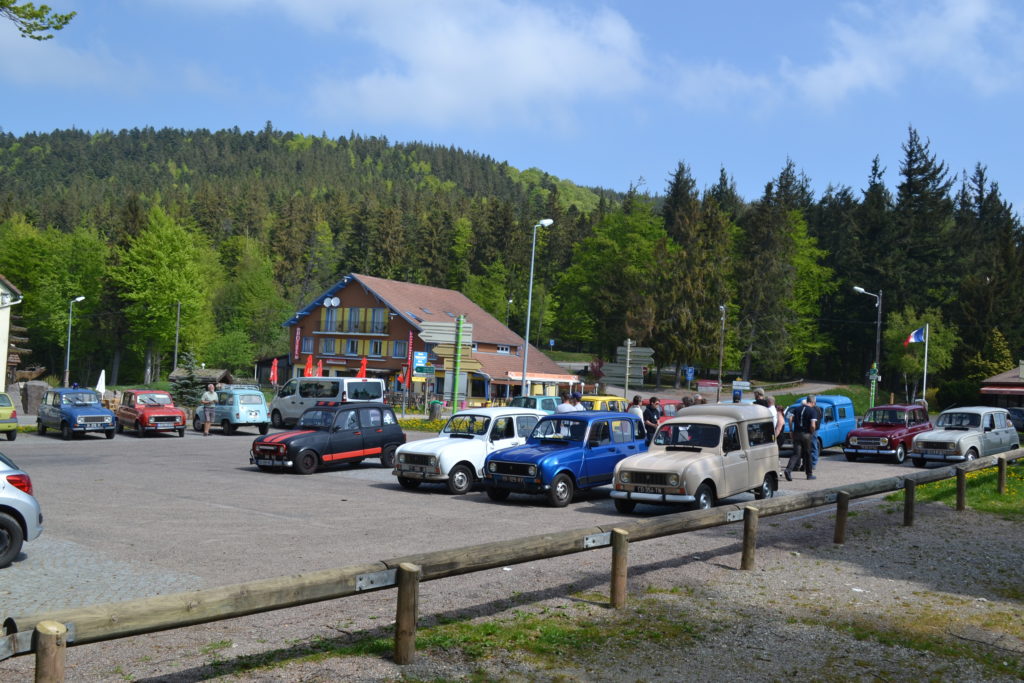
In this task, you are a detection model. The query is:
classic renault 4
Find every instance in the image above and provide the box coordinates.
[909,406,1019,467]
[192,385,269,435]
[37,387,116,440]
[843,403,931,464]
[482,411,646,507]
[611,404,779,512]
[250,400,405,474]
[115,389,187,437]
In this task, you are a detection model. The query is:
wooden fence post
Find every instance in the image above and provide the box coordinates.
[34,620,67,683]
[610,528,629,609]
[956,468,967,512]
[740,506,759,570]
[833,491,850,544]
[997,457,1007,495]
[903,480,916,527]
[394,563,421,665]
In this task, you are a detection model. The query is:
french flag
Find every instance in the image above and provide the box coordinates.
[903,327,926,346]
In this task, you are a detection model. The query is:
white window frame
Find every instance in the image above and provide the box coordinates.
[392,339,408,359]
[497,344,510,355]
[301,336,314,354]
[369,340,383,357]
[345,339,359,356]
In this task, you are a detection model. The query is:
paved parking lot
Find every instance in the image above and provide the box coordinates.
[1,424,909,619]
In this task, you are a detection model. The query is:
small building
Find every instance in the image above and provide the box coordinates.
[980,362,1024,409]
[282,273,578,405]
[0,275,25,393]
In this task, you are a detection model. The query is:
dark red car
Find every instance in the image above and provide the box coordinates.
[115,390,187,437]
[843,404,931,464]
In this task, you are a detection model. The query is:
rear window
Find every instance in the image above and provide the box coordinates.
[238,394,264,405]
[347,381,382,401]
[0,394,12,407]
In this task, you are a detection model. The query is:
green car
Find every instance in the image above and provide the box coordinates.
[0,393,17,441]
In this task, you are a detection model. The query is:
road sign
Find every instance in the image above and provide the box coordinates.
[615,346,654,362]
[443,357,483,372]
[732,380,751,391]
[414,364,434,376]
[685,366,695,382]
[431,343,474,358]
[418,321,473,344]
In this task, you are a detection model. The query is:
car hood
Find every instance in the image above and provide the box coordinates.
[253,430,320,447]
[138,406,186,416]
[398,435,482,456]
[849,425,905,438]
[616,449,708,471]
[62,405,114,417]
[914,427,971,441]
[488,441,575,463]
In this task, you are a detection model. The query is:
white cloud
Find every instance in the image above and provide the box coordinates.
[669,61,777,113]
[0,34,148,91]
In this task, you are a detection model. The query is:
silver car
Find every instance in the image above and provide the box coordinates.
[910,406,1020,467]
[0,451,43,568]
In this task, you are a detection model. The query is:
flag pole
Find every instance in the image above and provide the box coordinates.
[922,323,930,401]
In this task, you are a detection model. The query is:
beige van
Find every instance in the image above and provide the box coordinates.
[611,404,779,512]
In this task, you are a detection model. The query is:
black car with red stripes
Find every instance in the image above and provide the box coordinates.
[249,401,405,474]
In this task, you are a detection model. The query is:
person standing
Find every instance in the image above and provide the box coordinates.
[753,387,770,408]
[557,391,585,413]
[628,395,645,439]
[642,397,661,445]
[768,396,785,438]
[200,383,218,437]
[785,395,818,480]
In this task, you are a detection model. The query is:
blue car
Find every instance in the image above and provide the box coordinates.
[779,395,856,452]
[37,387,117,440]
[482,411,647,507]
[192,385,270,435]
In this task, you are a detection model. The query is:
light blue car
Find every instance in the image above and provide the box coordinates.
[192,385,270,435]
[779,395,857,452]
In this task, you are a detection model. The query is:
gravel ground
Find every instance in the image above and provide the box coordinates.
[3,494,1021,682]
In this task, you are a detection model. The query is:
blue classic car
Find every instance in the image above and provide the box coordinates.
[778,394,856,453]
[37,387,117,440]
[193,385,270,435]
[482,411,647,507]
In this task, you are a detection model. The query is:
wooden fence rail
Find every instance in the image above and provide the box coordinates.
[3,451,1020,678]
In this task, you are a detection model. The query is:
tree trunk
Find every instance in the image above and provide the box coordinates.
[144,341,155,384]
[111,347,121,386]
[673,361,682,389]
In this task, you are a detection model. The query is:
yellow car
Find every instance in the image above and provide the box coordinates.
[579,395,628,412]
[0,392,17,441]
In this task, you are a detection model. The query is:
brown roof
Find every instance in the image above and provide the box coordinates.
[0,274,22,297]
[982,364,1024,386]
[352,273,524,346]
[471,343,575,382]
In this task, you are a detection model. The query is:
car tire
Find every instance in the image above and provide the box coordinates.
[844,452,859,462]
[293,450,319,475]
[965,448,978,462]
[193,415,203,432]
[222,420,235,436]
[380,445,397,469]
[397,476,421,490]
[177,428,185,438]
[5,430,15,441]
[753,473,774,500]
[60,421,72,441]
[0,512,25,569]
[692,483,714,510]
[37,421,46,436]
[486,486,510,501]
[271,410,284,429]
[614,499,636,513]
[912,457,927,468]
[894,444,906,465]
[446,464,473,495]
[258,423,269,435]
[547,473,574,508]
[116,422,124,434]
[135,421,145,437]
[105,429,115,440]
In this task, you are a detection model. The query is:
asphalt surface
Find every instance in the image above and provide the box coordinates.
[1,422,912,620]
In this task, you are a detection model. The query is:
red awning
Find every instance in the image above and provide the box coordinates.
[980,386,1024,395]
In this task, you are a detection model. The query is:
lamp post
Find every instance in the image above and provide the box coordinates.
[505,298,513,329]
[521,219,553,394]
[716,304,726,403]
[63,295,85,387]
[853,286,883,408]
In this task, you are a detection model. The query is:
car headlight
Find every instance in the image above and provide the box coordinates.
[488,461,497,472]
[667,474,679,487]
[945,442,956,451]
[527,465,537,477]
[398,453,405,463]
[849,436,858,445]
[620,471,631,484]
[878,437,888,447]
[76,416,85,424]
[429,456,437,467]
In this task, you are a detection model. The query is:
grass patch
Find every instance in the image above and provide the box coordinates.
[545,351,592,363]
[774,385,871,415]
[885,466,1024,520]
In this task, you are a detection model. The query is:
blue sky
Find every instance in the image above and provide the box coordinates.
[3,0,1023,213]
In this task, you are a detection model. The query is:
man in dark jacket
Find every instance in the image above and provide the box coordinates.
[642,397,661,445]
[785,395,818,481]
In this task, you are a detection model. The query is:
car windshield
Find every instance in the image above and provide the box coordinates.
[653,422,721,448]
[509,397,534,409]
[297,409,334,429]
[937,412,981,428]
[137,393,172,406]
[443,414,490,436]
[532,418,587,442]
[61,392,98,406]
[238,394,264,405]
[864,409,905,425]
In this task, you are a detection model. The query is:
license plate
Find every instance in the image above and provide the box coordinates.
[84,424,103,430]
[633,486,662,494]
[923,449,947,455]
[256,459,277,466]
[249,411,259,418]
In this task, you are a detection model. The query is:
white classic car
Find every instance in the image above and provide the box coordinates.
[909,406,1020,467]
[393,407,546,494]
[611,404,780,512]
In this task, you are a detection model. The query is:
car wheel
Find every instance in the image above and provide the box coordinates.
[965,448,978,462]
[614,499,636,513]
[753,473,774,500]
[0,512,25,569]
[486,486,510,501]
[912,457,927,468]
[397,476,421,490]
[894,444,906,465]
[258,423,269,435]
[116,422,124,434]
[135,421,146,437]
[293,450,319,475]
[5,430,15,441]
[447,464,473,495]
[222,420,236,436]
[271,410,284,429]
[60,421,72,441]
[547,473,574,508]
[844,452,859,462]
[692,483,714,510]
[177,428,185,438]
[105,429,115,440]
[379,445,397,468]
[193,415,203,432]
[37,421,46,436]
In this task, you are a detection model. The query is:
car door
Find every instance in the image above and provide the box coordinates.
[818,405,836,447]
[275,380,300,422]
[488,416,520,454]
[322,408,365,464]
[721,423,749,497]
[580,420,618,487]
[515,414,540,442]
[119,392,137,427]
[40,391,57,427]
[981,412,1002,455]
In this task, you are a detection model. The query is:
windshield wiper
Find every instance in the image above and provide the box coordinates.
[667,445,703,452]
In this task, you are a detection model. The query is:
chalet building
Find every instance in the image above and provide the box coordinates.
[1,276,25,392]
[282,273,578,404]
[980,362,1024,409]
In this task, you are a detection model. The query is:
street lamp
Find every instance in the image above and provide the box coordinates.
[63,295,85,387]
[521,219,553,394]
[716,304,726,403]
[505,298,513,329]
[853,286,883,407]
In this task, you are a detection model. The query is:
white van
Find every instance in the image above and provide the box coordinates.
[269,377,386,428]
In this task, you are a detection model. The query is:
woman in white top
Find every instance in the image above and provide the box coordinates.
[200,383,218,436]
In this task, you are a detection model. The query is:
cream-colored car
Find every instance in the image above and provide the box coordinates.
[611,404,779,512]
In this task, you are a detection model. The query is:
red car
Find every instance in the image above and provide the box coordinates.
[843,403,931,464]
[115,390,187,437]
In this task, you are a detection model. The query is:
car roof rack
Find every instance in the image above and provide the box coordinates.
[223,384,261,391]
